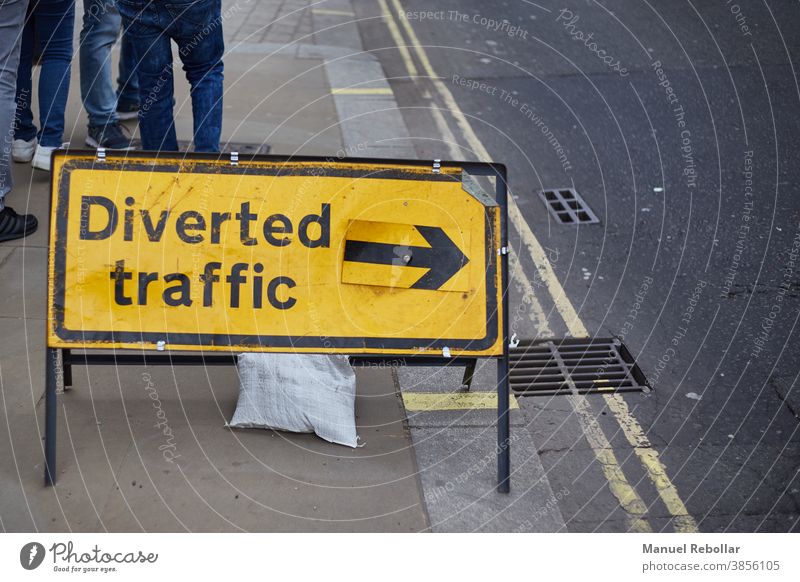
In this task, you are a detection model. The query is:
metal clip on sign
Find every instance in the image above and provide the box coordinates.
[43,151,512,493]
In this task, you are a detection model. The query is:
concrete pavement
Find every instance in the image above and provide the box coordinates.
[0,0,429,532]
[0,0,567,533]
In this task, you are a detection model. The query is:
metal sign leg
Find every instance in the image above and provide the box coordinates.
[461,358,477,390]
[495,162,511,494]
[497,353,511,493]
[44,348,58,486]
[62,348,72,389]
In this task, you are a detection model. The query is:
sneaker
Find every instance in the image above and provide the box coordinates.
[0,206,38,242]
[32,144,57,171]
[85,122,135,150]
[12,137,36,163]
[116,100,139,121]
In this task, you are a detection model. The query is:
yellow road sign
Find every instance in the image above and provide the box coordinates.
[47,152,504,356]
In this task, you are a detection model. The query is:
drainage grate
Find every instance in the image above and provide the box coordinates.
[539,187,599,225]
[509,338,649,396]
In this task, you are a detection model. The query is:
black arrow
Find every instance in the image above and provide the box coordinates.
[344,225,469,290]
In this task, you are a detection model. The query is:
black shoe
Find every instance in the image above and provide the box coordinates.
[85,122,135,150]
[116,100,139,121]
[0,206,38,242]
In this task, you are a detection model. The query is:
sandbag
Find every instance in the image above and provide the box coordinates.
[228,353,358,447]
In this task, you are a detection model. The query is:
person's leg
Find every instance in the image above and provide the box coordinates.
[0,0,38,240]
[79,0,133,150]
[1,0,29,204]
[117,0,178,151]
[79,0,121,128]
[169,0,224,152]
[116,28,139,110]
[13,3,36,144]
[34,0,75,148]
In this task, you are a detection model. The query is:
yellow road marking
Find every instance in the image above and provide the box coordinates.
[311,8,354,17]
[332,88,394,95]
[403,392,519,412]
[386,0,651,529]
[377,0,418,78]
[511,201,698,532]
[510,249,650,533]
[390,0,442,84]
[604,393,699,532]
[387,0,696,532]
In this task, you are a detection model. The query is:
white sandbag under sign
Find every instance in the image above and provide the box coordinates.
[228,353,358,447]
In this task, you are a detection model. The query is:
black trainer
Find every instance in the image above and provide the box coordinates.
[0,206,38,242]
[85,122,135,150]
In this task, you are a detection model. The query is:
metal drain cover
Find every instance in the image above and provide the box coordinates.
[539,187,599,225]
[509,338,649,396]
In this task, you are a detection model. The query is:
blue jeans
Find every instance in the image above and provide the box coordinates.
[1,0,29,208]
[80,0,139,128]
[15,0,75,148]
[116,0,224,152]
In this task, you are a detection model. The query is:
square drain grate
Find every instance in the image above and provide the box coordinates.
[539,187,599,225]
[509,338,649,396]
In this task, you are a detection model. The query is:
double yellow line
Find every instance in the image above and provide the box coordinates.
[380,0,697,533]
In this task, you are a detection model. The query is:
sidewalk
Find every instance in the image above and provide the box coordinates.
[0,0,426,532]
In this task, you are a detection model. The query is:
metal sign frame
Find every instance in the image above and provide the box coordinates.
[43,151,511,494]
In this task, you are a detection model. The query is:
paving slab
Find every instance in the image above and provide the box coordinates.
[1,364,427,532]
[397,360,567,531]
[0,247,46,319]
[411,425,565,532]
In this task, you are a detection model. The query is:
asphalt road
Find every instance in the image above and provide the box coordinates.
[355,0,800,532]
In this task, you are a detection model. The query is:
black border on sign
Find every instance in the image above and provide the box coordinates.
[49,150,504,353]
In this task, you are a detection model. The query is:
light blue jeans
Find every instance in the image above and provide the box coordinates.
[80,0,139,128]
[0,0,29,209]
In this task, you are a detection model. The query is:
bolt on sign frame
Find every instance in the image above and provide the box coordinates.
[44,150,512,492]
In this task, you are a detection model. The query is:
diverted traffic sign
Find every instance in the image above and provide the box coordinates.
[47,152,504,356]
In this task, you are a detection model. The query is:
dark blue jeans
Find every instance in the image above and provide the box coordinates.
[116,0,224,152]
[15,0,76,148]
